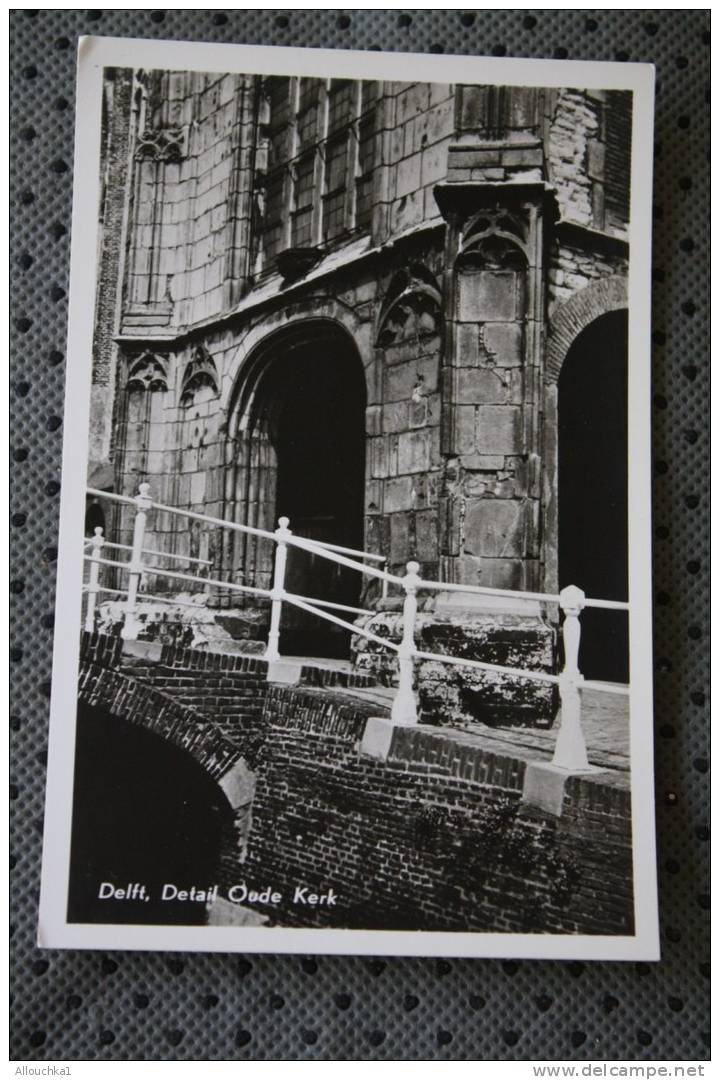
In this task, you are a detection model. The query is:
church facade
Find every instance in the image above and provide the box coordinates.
[86,68,632,722]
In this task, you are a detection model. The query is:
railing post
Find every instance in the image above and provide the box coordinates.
[264,516,291,663]
[84,526,104,632]
[121,482,153,642]
[381,559,389,601]
[553,584,590,770]
[391,560,421,726]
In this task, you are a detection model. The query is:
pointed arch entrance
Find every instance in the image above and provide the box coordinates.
[227,321,367,658]
[557,309,629,682]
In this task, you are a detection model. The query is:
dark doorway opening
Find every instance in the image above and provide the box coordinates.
[84,498,105,536]
[558,309,629,683]
[256,338,367,658]
[67,703,233,925]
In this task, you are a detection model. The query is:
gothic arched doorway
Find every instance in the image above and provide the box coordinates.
[229,322,367,658]
[558,309,629,683]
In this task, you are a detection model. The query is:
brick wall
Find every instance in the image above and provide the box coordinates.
[75,634,632,933]
[241,684,633,934]
[78,632,269,763]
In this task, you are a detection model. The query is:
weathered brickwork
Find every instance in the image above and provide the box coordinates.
[78,632,269,762]
[90,72,631,724]
[242,684,633,934]
[75,634,632,933]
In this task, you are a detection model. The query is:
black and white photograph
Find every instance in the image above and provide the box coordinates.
[39,37,657,959]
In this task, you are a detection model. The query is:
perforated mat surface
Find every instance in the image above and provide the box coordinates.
[9,8,710,1062]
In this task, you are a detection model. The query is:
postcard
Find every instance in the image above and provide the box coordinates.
[38,36,657,959]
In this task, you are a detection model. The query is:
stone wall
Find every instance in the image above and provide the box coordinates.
[89,75,632,717]
[123,70,254,334]
[378,81,455,241]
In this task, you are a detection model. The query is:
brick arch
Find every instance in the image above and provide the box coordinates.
[545,275,628,383]
[78,659,244,809]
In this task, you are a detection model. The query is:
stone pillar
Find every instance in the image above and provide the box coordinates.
[408,101,561,728]
[434,179,557,600]
[223,74,261,308]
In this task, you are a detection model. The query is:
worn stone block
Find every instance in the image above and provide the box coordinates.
[508,87,539,128]
[426,96,454,143]
[391,187,425,232]
[385,359,430,403]
[397,429,431,475]
[421,144,448,187]
[364,480,382,514]
[456,323,479,366]
[475,405,522,455]
[190,471,207,505]
[455,405,477,455]
[369,436,390,479]
[383,475,415,513]
[457,270,521,323]
[395,152,424,199]
[456,367,521,405]
[390,511,412,563]
[501,146,543,168]
[409,396,429,428]
[396,82,431,125]
[415,509,437,563]
[383,401,409,433]
[463,498,525,558]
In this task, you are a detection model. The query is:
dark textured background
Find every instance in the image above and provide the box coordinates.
[9,8,710,1063]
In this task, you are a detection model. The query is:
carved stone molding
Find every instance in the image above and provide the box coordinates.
[375,264,443,348]
[126,352,169,392]
[180,347,220,406]
[135,127,187,162]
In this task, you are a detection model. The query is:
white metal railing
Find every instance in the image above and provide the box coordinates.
[83,484,630,773]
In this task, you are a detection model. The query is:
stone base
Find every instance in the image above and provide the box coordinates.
[266,660,303,684]
[97,596,267,654]
[353,608,558,728]
[521,760,606,816]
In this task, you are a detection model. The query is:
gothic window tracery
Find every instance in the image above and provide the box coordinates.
[375,264,443,347]
[126,352,169,392]
[180,347,220,408]
[459,211,528,269]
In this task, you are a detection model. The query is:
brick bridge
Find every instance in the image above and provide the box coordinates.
[76,632,634,935]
